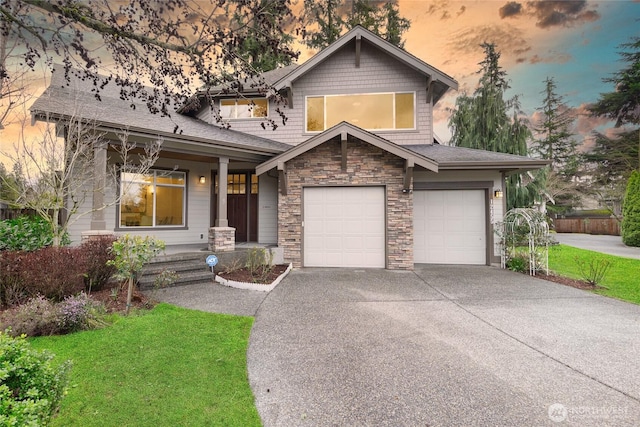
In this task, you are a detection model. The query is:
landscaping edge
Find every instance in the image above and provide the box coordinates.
[214,263,293,292]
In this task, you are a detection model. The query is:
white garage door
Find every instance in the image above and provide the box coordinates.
[414,189,486,265]
[304,187,385,268]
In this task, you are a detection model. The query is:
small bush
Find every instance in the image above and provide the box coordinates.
[57,293,106,333]
[81,236,117,292]
[0,331,71,426]
[11,247,86,301]
[0,296,59,337]
[506,255,528,273]
[0,251,29,308]
[245,248,274,283]
[575,256,612,286]
[1,294,107,337]
[0,216,69,252]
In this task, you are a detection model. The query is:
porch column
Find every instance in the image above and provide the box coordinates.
[82,142,113,242]
[215,156,229,227]
[209,156,235,252]
[90,143,107,230]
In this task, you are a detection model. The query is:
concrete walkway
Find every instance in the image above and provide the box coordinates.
[554,233,640,259]
[248,266,640,426]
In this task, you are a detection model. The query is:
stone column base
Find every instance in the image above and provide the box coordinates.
[208,227,236,252]
[81,230,115,242]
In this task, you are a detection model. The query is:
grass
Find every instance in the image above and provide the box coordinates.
[29,304,261,427]
[549,244,640,305]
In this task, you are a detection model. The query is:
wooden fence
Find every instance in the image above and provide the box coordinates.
[553,218,621,236]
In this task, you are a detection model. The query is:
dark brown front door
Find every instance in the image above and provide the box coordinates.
[214,172,258,242]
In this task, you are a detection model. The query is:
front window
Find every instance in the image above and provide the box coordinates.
[119,170,185,227]
[306,92,415,132]
[220,98,268,119]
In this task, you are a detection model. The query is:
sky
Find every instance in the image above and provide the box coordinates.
[395,0,640,146]
[1,0,639,165]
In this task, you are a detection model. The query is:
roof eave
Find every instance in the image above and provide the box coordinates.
[256,122,438,175]
[438,160,550,173]
[30,110,287,159]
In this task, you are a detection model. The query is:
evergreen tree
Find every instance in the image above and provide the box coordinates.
[449,43,536,209]
[622,170,640,246]
[589,36,640,225]
[302,0,345,50]
[230,0,297,73]
[302,0,410,50]
[533,77,580,213]
[534,77,578,174]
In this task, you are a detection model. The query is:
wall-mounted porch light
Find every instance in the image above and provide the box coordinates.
[199,176,206,184]
[494,189,503,199]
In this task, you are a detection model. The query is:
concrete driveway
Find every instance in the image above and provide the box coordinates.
[248,265,640,426]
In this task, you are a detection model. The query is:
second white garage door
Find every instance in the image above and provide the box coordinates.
[414,189,487,265]
[304,187,385,268]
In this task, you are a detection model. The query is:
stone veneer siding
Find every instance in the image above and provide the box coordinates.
[278,137,413,270]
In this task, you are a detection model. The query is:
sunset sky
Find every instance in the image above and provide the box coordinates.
[395,0,639,146]
[1,0,638,165]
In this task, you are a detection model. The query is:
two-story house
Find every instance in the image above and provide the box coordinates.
[31,26,547,269]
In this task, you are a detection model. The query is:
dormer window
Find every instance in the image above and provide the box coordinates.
[306,92,415,132]
[220,98,268,119]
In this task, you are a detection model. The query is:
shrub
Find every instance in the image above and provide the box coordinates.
[18,247,87,302]
[0,251,29,308]
[81,236,117,292]
[245,247,274,283]
[0,331,71,426]
[0,216,69,252]
[622,170,640,247]
[506,255,528,273]
[0,294,108,337]
[56,293,106,333]
[0,296,59,337]
[0,247,86,307]
[575,256,612,287]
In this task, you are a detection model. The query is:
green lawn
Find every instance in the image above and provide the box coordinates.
[549,244,640,305]
[30,304,261,427]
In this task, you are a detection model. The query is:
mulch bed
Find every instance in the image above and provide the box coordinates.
[89,284,154,313]
[216,264,289,284]
[533,273,603,290]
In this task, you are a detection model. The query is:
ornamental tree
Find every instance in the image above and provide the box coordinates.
[0,0,299,129]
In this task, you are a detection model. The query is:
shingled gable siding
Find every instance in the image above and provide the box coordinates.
[213,40,432,147]
[278,138,413,270]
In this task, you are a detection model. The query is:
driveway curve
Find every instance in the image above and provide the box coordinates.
[248,265,640,426]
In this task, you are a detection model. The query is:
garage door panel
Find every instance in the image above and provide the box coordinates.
[304,187,385,268]
[414,189,486,265]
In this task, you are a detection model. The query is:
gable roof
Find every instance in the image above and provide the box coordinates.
[272,26,458,104]
[31,66,291,161]
[256,122,439,175]
[405,144,550,174]
[177,64,300,114]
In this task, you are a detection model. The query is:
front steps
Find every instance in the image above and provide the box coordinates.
[138,252,213,290]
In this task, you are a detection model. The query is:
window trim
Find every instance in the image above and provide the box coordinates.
[219,97,269,120]
[116,168,188,230]
[305,91,416,133]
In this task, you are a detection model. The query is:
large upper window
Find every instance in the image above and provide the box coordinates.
[119,170,185,227]
[220,98,268,119]
[306,92,415,132]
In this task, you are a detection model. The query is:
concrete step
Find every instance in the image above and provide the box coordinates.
[139,252,212,290]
